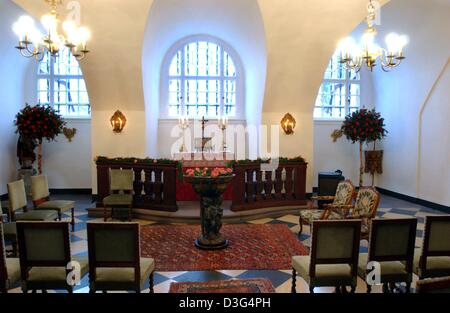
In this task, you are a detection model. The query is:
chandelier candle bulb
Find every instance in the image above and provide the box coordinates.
[338,0,408,72]
[12,0,91,61]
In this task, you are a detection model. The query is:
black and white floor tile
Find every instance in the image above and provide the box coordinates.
[4,194,446,293]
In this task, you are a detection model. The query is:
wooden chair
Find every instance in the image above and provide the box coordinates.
[87,222,155,293]
[299,180,355,235]
[0,201,17,257]
[0,222,21,293]
[416,276,450,293]
[292,219,362,293]
[330,187,380,241]
[16,221,89,293]
[102,169,134,222]
[31,175,76,231]
[7,180,58,222]
[414,215,450,279]
[358,218,417,293]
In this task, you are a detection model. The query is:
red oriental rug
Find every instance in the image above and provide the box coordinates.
[139,224,308,272]
[169,278,275,293]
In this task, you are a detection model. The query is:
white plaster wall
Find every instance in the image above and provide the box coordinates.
[372,0,450,206]
[418,62,450,205]
[0,0,29,194]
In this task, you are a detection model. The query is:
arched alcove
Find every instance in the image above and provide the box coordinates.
[142,0,267,158]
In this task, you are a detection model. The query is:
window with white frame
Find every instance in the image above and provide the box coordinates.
[164,39,240,118]
[314,50,361,119]
[37,49,90,118]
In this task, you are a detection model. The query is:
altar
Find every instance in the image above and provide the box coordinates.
[174,152,235,201]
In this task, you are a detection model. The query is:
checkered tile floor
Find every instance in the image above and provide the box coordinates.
[5,194,447,293]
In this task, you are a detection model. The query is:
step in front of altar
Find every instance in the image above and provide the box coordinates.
[87,201,307,224]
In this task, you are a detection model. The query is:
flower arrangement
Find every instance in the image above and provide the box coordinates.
[15,104,65,143]
[185,167,233,178]
[332,108,387,187]
[15,104,65,172]
[340,109,387,143]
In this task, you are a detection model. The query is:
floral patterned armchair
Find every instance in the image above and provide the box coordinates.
[329,187,381,241]
[299,180,355,235]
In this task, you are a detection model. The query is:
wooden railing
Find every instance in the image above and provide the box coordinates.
[231,162,307,211]
[96,160,178,212]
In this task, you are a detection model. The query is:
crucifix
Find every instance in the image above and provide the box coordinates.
[201,116,209,153]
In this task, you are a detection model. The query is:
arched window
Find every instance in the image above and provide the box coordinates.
[162,37,242,118]
[314,50,361,119]
[37,49,90,118]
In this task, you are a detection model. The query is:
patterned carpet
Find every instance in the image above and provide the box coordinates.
[3,193,447,293]
[140,224,309,271]
[169,278,275,293]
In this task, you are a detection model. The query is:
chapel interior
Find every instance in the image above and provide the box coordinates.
[0,0,450,295]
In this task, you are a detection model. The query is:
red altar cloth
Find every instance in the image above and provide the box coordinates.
[176,169,234,201]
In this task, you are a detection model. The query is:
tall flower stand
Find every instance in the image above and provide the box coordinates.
[184,175,234,250]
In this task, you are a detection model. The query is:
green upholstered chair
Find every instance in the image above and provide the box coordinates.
[0,222,21,293]
[358,218,417,293]
[414,215,450,279]
[0,201,17,257]
[7,180,58,222]
[299,180,355,235]
[87,222,155,293]
[292,219,362,293]
[102,169,134,222]
[416,276,450,293]
[16,221,88,293]
[31,175,76,232]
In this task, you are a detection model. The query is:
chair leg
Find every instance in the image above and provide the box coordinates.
[298,217,304,236]
[149,272,154,293]
[309,286,315,293]
[12,241,18,258]
[104,206,108,222]
[71,207,75,232]
[405,282,411,294]
[366,284,372,294]
[291,269,297,293]
[128,204,132,222]
[382,283,389,293]
[350,285,356,294]
[58,211,62,221]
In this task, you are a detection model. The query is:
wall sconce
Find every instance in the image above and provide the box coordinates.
[281,113,296,135]
[110,110,127,133]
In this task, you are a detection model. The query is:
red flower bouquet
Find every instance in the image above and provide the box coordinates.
[341,109,387,143]
[15,104,65,143]
[185,167,233,178]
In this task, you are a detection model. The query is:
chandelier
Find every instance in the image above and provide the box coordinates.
[12,0,91,61]
[338,0,408,72]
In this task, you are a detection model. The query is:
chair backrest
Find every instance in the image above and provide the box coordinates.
[30,175,50,204]
[0,222,7,287]
[16,222,71,280]
[368,218,417,272]
[332,180,355,206]
[109,169,134,192]
[310,220,362,277]
[7,180,27,213]
[352,187,380,218]
[87,222,140,282]
[422,215,450,258]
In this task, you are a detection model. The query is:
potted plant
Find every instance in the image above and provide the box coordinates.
[184,167,234,250]
[332,108,387,187]
[15,104,66,173]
